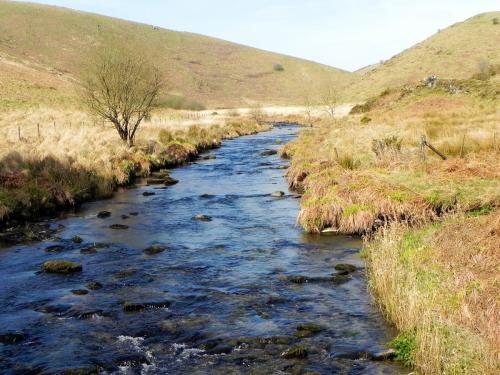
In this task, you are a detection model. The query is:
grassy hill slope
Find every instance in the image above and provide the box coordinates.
[349,12,500,99]
[0,0,355,109]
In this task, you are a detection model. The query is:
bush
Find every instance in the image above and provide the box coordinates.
[389,331,417,367]
[337,155,361,170]
[371,136,402,158]
[360,116,372,124]
[273,64,285,72]
[493,17,499,25]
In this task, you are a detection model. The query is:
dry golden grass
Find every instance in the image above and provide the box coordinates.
[0,107,269,223]
[365,210,499,374]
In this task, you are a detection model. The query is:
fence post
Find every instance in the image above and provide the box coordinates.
[37,123,40,139]
[18,125,21,141]
[460,133,466,158]
[419,135,426,161]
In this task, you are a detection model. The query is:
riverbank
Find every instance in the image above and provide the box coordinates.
[283,79,499,373]
[0,113,269,233]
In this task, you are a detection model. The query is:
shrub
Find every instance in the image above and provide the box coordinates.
[360,115,372,124]
[337,154,361,170]
[273,64,285,72]
[389,330,417,367]
[371,136,403,158]
[493,17,499,25]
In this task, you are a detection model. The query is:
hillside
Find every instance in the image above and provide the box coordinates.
[0,0,355,110]
[349,12,500,99]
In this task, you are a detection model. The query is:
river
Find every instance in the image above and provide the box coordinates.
[0,125,405,374]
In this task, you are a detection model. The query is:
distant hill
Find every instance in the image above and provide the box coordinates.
[349,12,500,100]
[0,0,355,110]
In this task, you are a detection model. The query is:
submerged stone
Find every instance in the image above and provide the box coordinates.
[109,224,129,230]
[71,289,89,296]
[142,191,156,197]
[143,245,166,255]
[129,212,139,216]
[296,323,324,337]
[45,245,66,253]
[260,150,278,156]
[42,260,82,274]
[281,345,308,359]
[121,214,130,220]
[193,214,212,222]
[71,235,83,244]
[0,333,26,345]
[334,264,357,273]
[123,302,146,312]
[97,211,111,219]
[86,281,103,290]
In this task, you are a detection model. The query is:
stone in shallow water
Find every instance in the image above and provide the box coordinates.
[334,264,357,273]
[109,224,129,230]
[164,176,179,186]
[42,260,82,274]
[71,289,89,296]
[97,211,111,219]
[45,245,66,253]
[271,191,285,197]
[142,191,156,197]
[71,235,83,244]
[86,281,103,290]
[260,150,278,156]
[143,245,166,255]
[193,214,212,222]
[281,345,308,359]
[0,333,26,345]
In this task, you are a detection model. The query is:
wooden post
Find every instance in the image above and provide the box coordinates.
[419,135,426,161]
[334,147,339,160]
[425,141,447,160]
[37,123,40,139]
[460,133,466,158]
[18,125,21,141]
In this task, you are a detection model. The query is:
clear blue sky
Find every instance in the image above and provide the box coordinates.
[18,0,499,71]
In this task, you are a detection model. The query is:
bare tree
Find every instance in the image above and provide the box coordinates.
[81,47,163,147]
[321,85,339,120]
[302,94,316,127]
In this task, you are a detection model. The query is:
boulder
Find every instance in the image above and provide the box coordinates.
[71,235,83,244]
[334,264,357,273]
[142,191,156,197]
[42,260,82,274]
[45,245,66,253]
[164,176,179,186]
[0,333,26,345]
[260,150,278,156]
[86,281,103,290]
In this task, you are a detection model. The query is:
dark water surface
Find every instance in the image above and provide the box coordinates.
[0,125,405,374]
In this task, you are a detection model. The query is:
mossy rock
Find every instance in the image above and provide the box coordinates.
[72,235,83,244]
[281,345,308,359]
[123,302,146,312]
[42,260,82,274]
[71,289,89,296]
[146,178,165,185]
[296,323,324,336]
[164,176,179,186]
[144,245,166,255]
[334,264,357,273]
[284,275,308,284]
[45,245,66,253]
[261,150,278,156]
[86,281,103,290]
[97,211,111,219]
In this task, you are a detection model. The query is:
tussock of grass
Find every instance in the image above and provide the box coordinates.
[365,210,499,374]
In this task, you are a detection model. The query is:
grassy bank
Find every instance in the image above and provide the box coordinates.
[283,78,499,373]
[0,112,269,226]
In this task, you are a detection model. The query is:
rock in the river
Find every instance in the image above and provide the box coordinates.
[284,275,308,284]
[97,211,111,219]
[71,289,89,296]
[0,333,26,344]
[203,154,217,160]
[129,212,139,216]
[164,176,179,186]
[193,214,212,222]
[371,349,397,361]
[271,191,285,198]
[296,323,324,338]
[281,345,308,359]
[71,235,83,244]
[142,191,156,197]
[86,281,103,290]
[146,178,165,185]
[334,264,357,273]
[109,224,129,230]
[42,260,82,274]
[121,214,130,220]
[260,150,278,156]
[144,245,166,255]
[123,302,146,312]
[45,245,66,253]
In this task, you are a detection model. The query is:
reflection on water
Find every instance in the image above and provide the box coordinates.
[0,125,405,374]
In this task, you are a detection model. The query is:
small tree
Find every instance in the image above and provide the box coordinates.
[321,85,339,120]
[81,47,163,147]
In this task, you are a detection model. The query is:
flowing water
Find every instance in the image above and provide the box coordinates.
[0,125,405,374]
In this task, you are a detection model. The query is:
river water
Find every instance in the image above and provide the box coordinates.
[0,125,405,374]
